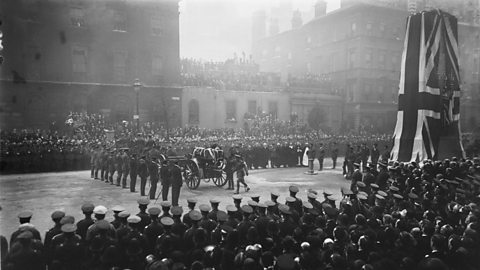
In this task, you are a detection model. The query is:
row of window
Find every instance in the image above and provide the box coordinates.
[187,99,279,124]
[69,7,164,36]
[26,46,163,81]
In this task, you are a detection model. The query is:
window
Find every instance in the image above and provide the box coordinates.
[365,49,372,66]
[151,17,163,36]
[378,52,385,68]
[152,55,163,75]
[113,11,127,32]
[113,50,127,81]
[72,47,87,73]
[348,48,356,68]
[226,100,237,121]
[248,100,257,114]
[188,99,199,124]
[268,101,278,119]
[70,7,86,27]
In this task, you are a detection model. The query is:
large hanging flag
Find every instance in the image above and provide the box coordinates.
[391,10,465,162]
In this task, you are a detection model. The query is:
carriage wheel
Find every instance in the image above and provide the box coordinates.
[212,170,227,187]
[184,162,200,190]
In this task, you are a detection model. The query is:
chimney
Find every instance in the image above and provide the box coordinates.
[315,0,327,17]
[269,18,279,36]
[291,10,302,29]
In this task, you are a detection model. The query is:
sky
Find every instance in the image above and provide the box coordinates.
[179,0,341,61]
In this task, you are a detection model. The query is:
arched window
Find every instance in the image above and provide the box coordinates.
[188,99,199,124]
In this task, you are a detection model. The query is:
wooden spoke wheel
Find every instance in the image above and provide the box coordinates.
[212,169,227,187]
[184,160,200,190]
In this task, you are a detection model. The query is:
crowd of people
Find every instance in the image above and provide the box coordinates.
[2,155,480,270]
[0,111,394,174]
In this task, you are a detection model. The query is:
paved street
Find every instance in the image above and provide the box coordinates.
[0,159,349,238]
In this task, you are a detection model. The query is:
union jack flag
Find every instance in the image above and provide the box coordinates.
[391,10,465,162]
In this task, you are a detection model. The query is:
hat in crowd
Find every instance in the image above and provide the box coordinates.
[370,183,379,189]
[17,231,33,240]
[111,205,125,213]
[148,207,161,216]
[226,205,237,213]
[357,194,368,201]
[307,193,317,200]
[81,203,95,213]
[96,220,110,230]
[199,204,211,212]
[278,204,291,215]
[187,198,198,205]
[289,185,299,193]
[161,217,174,226]
[189,210,202,221]
[250,195,260,202]
[342,188,354,196]
[171,206,183,216]
[137,198,150,206]
[389,186,400,192]
[61,223,77,233]
[408,193,419,200]
[119,211,130,218]
[216,211,228,222]
[265,200,276,207]
[257,202,267,209]
[356,182,366,188]
[60,215,75,225]
[241,205,253,214]
[375,194,385,201]
[393,194,404,200]
[377,191,388,197]
[232,195,242,202]
[51,210,65,220]
[209,199,220,205]
[323,190,333,196]
[326,195,338,201]
[161,201,172,208]
[248,200,258,207]
[127,215,141,224]
[285,197,295,203]
[271,191,280,198]
[18,211,33,219]
[93,205,108,215]
[303,202,313,209]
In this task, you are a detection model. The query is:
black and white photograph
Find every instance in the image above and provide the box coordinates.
[1,0,480,269]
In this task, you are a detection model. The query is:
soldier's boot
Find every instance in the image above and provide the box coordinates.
[234,181,240,194]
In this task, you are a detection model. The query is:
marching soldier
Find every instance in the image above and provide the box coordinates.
[160,160,171,201]
[169,161,183,206]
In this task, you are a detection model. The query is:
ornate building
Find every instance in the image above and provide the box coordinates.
[252,1,480,133]
[0,0,181,129]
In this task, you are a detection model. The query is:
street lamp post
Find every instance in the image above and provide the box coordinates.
[133,78,142,133]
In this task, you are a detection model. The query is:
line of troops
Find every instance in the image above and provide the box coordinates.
[0,142,91,174]
[89,145,184,205]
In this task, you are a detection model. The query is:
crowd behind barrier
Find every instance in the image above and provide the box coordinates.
[2,156,480,270]
[0,112,395,174]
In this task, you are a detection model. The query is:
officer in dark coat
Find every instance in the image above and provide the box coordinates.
[351,163,363,192]
[138,156,149,196]
[136,198,151,231]
[50,224,84,270]
[169,161,183,206]
[144,207,164,255]
[129,153,138,192]
[10,211,42,246]
[376,161,390,190]
[160,160,171,201]
[44,210,65,266]
[370,143,380,167]
[331,142,338,169]
[4,231,45,270]
[317,143,325,171]
[148,157,159,200]
[76,203,95,241]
